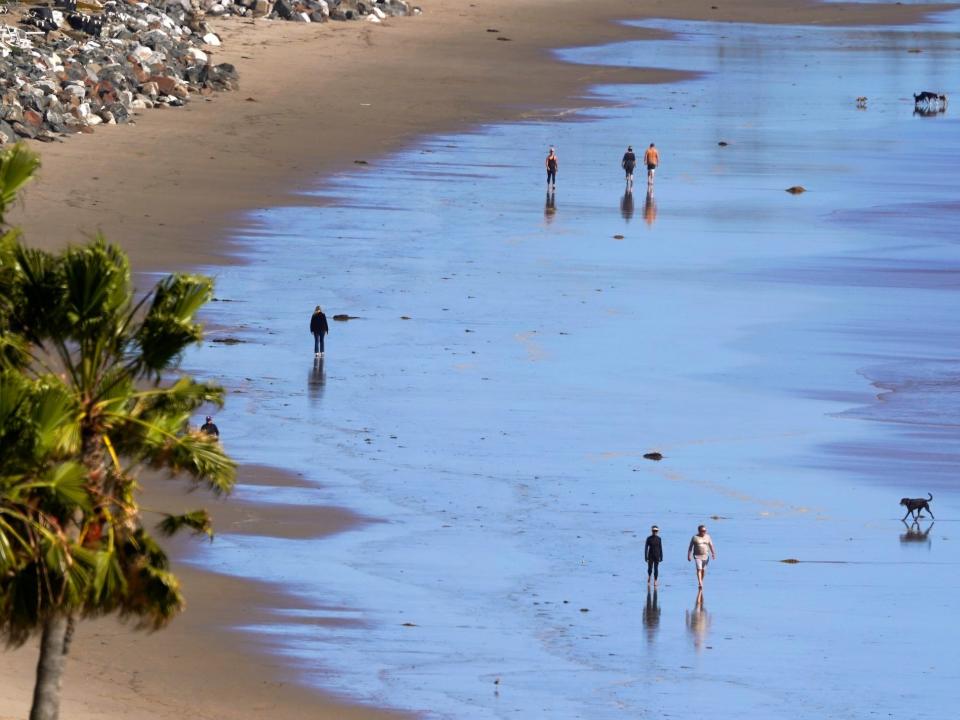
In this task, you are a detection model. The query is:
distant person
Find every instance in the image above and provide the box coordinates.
[310,305,329,358]
[644,142,660,185]
[621,145,637,189]
[645,525,663,587]
[200,415,219,439]
[687,524,716,589]
[545,147,558,191]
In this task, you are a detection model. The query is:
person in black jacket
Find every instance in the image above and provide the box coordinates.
[645,525,663,587]
[310,305,329,357]
[621,145,637,190]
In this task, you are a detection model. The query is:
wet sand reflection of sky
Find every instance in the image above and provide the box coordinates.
[181,11,960,720]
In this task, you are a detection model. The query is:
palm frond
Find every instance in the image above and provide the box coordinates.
[0,144,40,220]
[156,509,215,540]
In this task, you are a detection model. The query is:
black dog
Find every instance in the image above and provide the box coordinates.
[900,493,934,521]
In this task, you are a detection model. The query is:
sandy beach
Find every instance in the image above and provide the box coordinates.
[2,1,958,718]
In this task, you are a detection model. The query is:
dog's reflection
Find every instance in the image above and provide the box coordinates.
[308,357,325,402]
[620,190,635,221]
[685,589,710,652]
[642,588,660,642]
[544,191,557,224]
[900,520,934,548]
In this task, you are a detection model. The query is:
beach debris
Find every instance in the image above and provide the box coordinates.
[401,621,417,627]
[486,28,499,32]
[497,36,511,41]
[643,452,663,461]
[709,515,729,520]
[354,159,369,164]
[332,314,360,321]
[211,337,246,344]
[717,140,728,146]
[400,315,411,320]
[780,558,801,564]
[856,96,867,109]
[785,186,807,194]
[613,234,624,239]
[579,608,589,612]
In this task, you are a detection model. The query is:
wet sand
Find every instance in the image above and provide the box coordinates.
[166,6,960,718]
[3,0,960,718]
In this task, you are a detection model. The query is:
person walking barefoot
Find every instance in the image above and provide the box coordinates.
[687,524,716,589]
[310,305,329,358]
[621,145,637,191]
[644,524,663,587]
[545,147,559,191]
[643,142,660,186]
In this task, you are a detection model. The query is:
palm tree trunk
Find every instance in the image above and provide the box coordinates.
[30,614,73,720]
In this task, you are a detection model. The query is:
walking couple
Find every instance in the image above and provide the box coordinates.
[644,523,717,588]
[622,143,659,190]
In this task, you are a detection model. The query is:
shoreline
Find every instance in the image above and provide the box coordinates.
[10,1,952,275]
[2,1,957,718]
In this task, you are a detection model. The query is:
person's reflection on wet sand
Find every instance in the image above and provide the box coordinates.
[900,520,934,548]
[643,187,657,227]
[642,588,660,642]
[544,191,557,224]
[620,190,634,221]
[308,357,325,402]
[685,589,710,652]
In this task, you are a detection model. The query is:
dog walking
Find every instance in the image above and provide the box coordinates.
[643,142,660,186]
[687,524,716,589]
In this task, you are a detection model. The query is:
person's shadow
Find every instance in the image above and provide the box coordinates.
[685,589,710,651]
[620,190,635,221]
[642,588,660,642]
[544,191,557,224]
[307,356,325,403]
[900,519,934,548]
[643,188,658,227]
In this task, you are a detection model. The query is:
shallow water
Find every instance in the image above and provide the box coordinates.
[181,13,959,719]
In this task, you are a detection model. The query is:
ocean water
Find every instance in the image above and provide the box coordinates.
[180,12,960,719]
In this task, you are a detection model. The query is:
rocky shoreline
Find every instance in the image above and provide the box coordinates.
[0,0,419,143]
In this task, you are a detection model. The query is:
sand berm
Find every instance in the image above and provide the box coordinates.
[0,1,949,718]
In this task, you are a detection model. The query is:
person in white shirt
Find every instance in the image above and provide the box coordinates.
[687,524,716,588]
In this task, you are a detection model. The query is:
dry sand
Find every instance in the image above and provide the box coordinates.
[1,1,953,718]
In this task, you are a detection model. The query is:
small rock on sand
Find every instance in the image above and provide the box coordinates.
[785,186,806,194]
[643,452,663,461]
[780,558,801,564]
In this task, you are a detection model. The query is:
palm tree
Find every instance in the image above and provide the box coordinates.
[0,144,236,720]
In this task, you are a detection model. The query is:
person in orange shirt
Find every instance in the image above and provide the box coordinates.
[643,142,660,185]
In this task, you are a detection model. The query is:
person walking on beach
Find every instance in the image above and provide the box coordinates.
[545,147,559,191]
[645,524,663,587]
[310,305,329,358]
[643,142,660,186]
[687,524,716,589]
[621,145,637,190]
[200,415,220,439]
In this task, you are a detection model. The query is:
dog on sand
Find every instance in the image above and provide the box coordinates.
[900,493,934,521]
